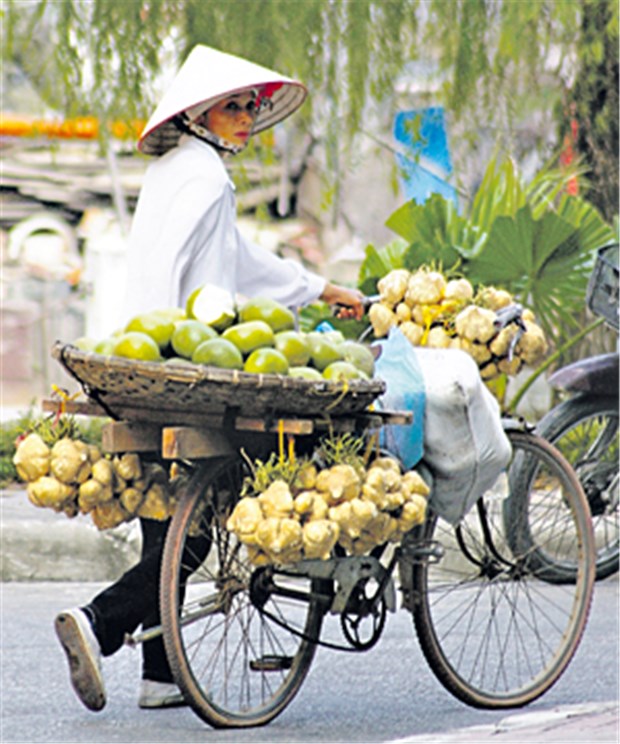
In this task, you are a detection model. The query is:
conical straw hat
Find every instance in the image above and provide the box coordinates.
[138,45,307,155]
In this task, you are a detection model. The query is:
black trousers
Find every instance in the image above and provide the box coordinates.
[85,518,210,683]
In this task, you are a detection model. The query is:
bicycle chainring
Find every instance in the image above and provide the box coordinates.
[339,581,387,650]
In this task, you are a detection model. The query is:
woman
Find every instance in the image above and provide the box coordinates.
[54,45,364,714]
[124,45,363,318]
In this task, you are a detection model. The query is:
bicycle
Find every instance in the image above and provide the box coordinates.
[158,420,594,727]
[51,341,596,730]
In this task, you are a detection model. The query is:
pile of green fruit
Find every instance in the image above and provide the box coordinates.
[74,284,375,382]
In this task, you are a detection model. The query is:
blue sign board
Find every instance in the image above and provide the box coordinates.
[393,107,458,206]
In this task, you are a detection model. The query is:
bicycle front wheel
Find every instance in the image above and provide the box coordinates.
[412,429,595,709]
[160,457,327,729]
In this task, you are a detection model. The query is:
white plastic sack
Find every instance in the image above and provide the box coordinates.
[413,346,512,525]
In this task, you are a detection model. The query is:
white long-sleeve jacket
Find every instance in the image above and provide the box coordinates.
[123,135,325,317]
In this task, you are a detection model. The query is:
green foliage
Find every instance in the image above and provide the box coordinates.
[422,0,617,216]
[241,449,308,497]
[4,0,420,212]
[297,301,368,340]
[314,431,366,471]
[559,0,619,221]
[557,193,618,251]
[468,156,527,231]
[5,0,617,225]
[5,0,417,138]
[358,240,408,295]
[359,153,616,347]
[385,195,485,271]
[466,205,592,343]
[5,0,176,122]
[0,419,22,486]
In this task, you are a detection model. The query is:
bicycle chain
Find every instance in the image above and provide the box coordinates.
[256,603,375,653]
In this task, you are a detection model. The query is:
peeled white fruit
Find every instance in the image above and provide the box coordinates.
[187,283,236,331]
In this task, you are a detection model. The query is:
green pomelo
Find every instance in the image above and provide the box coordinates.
[307,329,346,346]
[288,366,324,381]
[274,330,311,367]
[113,332,161,362]
[157,307,187,322]
[171,320,218,359]
[125,311,175,350]
[322,361,365,381]
[192,338,243,369]
[164,356,194,366]
[186,284,236,331]
[322,329,346,346]
[307,335,344,371]
[340,340,375,377]
[93,338,117,356]
[238,297,295,332]
[73,336,98,352]
[244,348,290,375]
[222,320,274,355]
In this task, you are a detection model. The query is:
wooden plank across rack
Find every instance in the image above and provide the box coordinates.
[42,397,413,460]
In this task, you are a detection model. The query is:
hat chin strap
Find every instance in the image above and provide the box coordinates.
[175,112,249,154]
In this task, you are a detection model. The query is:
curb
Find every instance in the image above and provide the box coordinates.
[391,702,619,743]
[1,486,141,581]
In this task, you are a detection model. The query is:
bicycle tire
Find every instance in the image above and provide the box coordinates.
[412,429,595,709]
[532,394,618,580]
[160,456,327,728]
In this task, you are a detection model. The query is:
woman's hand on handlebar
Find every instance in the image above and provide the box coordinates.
[319,283,366,321]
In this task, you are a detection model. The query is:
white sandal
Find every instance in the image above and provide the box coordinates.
[138,680,186,709]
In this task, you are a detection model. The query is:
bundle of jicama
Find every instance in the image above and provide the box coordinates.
[13,432,51,482]
[86,455,175,530]
[368,267,548,380]
[15,434,99,519]
[13,433,178,530]
[333,457,429,555]
[226,453,429,566]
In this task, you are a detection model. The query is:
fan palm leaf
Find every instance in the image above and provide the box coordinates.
[467,205,592,342]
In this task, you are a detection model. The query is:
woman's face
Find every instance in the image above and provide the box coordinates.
[201,92,258,148]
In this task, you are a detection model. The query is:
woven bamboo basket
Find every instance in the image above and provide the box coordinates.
[52,342,386,419]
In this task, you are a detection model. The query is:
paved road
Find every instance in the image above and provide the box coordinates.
[1,438,618,743]
[1,580,617,743]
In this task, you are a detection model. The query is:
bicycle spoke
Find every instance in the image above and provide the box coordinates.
[161,459,325,727]
[412,429,594,708]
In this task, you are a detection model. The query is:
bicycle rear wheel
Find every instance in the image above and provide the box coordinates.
[160,457,327,728]
[412,429,595,709]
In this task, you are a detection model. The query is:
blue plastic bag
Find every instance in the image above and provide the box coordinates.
[371,327,425,468]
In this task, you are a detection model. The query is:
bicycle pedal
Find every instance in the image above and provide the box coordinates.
[249,655,294,672]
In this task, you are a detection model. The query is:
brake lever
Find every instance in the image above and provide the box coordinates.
[493,303,526,360]
[493,303,524,329]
